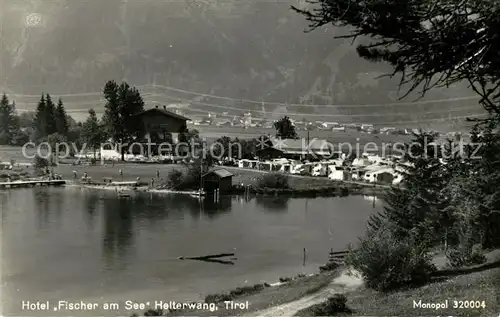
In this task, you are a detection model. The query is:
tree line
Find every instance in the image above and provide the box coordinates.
[0,94,30,145]
[0,92,82,148]
[2,78,299,163]
[1,80,205,160]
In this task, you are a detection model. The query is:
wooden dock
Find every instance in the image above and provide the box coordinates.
[148,189,206,196]
[0,180,66,189]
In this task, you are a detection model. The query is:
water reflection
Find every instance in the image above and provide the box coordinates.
[94,192,236,267]
[133,194,199,221]
[101,198,134,269]
[84,192,100,230]
[255,195,289,211]
[85,193,100,215]
[132,193,234,220]
[0,192,7,221]
[202,195,232,219]
[33,190,52,229]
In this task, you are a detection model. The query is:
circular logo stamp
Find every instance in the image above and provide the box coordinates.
[25,13,42,27]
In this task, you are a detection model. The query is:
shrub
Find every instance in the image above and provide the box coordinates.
[204,293,232,304]
[469,245,487,265]
[346,224,436,292]
[166,169,184,189]
[229,283,267,297]
[33,155,49,176]
[340,187,349,196]
[278,276,292,283]
[447,244,487,268]
[445,199,487,267]
[302,294,352,316]
[204,283,271,304]
[319,261,340,272]
[177,163,204,190]
[256,173,289,189]
[130,309,164,317]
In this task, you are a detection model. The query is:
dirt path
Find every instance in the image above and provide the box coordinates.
[242,268,363,317]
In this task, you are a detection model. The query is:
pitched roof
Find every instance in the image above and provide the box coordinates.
[203,168,234,178]
[133,107,191,121]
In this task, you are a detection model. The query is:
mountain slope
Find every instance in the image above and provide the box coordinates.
[0,0,485,128]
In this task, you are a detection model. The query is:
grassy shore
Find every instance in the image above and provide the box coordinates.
[296,250,500,317]
[158,270,340,317]
[339,268,500,317]
[55,163,386,196]
[0,161,386,195]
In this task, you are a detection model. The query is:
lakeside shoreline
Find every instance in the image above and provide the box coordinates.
[160,268,345,317]
[62,181,386,197]
[3,162,389,197]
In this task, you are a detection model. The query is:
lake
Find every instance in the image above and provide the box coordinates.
[1,187,381,316]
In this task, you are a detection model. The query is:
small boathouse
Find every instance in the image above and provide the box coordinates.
[202,169,233,194]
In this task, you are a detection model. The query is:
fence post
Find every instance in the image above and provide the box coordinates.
[303,248,306,266]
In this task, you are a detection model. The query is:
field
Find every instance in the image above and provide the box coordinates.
[49,164,354,190]
[194,126,412,149]
[1,128,410,165]
[343,268,500,317]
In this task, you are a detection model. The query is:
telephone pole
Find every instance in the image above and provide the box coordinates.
[306,128,310,160]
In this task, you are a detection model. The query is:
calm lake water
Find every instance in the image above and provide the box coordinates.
[1,187,381,316]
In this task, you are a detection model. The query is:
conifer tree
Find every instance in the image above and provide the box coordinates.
[54,98,69,136]
[82,108,106,159]
[367,132,448,247]
[45,94,57,135]
[461,121,500,248]
[273,116,298,139]
[33,94,47,141]
[102,80,145,160]
[0,93,19,145]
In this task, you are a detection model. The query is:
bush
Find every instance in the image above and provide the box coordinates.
[12,130,30,145]
[302,294,352,316]
[278,276,292,283]
[256,173,289,189]
[319,261,340,272]
[130,309,164,316]
[33,155,49,176]
[469,245,487,265]
[166,169,183,189]
[447,244,487,268]
[229,283,268,297]
[445,199,487,267]
[340,187,349,196]
[346,225,436,292]
[176,161,205,190]
[204,293,233,304]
